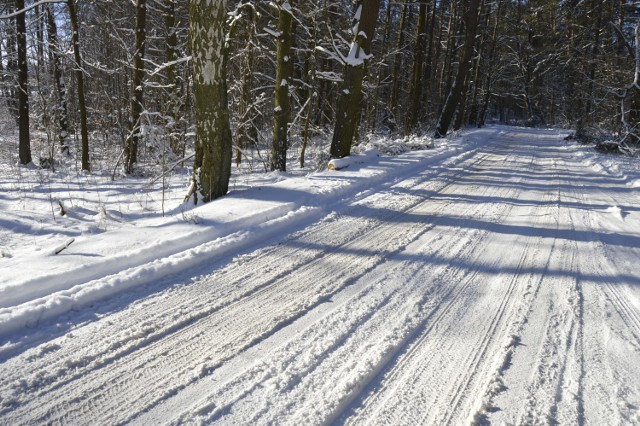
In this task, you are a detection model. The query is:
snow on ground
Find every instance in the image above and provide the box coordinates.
[1,126,639,425]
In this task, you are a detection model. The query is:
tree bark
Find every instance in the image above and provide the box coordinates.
[477,1,502,127]
[125,0,147,174]
[67,0,90,171]
[271,0,294,171]
[164,0,181,158]
[189,0,233,203]
[46,5,70,155]
[15,0,31,165]
[2,11,19,124]
[389,0,408,122]
[330,0,381,159]
[435,0,481,138]
[236,2,257,166]
[405,0,428,134]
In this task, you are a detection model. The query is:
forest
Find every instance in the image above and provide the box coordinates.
[1,0,639,202]
[2,2,640,423]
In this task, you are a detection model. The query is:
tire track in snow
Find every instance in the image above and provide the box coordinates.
[486,137,639,425]
[337,137,547,425]
[183,150,515,425]
[0,146,494,424]
[569,165,640,424]
[473,139,586,426]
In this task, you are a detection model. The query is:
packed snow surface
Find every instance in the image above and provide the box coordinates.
[1,126,640,424]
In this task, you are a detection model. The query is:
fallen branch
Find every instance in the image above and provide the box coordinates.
[53,238,75,255]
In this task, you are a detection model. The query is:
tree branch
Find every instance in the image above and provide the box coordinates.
[0,0,63,19]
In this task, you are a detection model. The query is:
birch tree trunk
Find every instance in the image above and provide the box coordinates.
[188,0,233,203]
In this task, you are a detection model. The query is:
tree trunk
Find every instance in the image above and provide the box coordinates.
[164,0,181,157]
[2,12,19,124]
[330,0,381,159]
[452,72,470,131]
[368,0,393,131]
[67,0,90,171]
[46,5,70,155]
[235,1,257,166]
[437,0,459,116]
[35,4,44,72]
[389,0,408,123]
[421,0,438,122]
[583,0,602,123]
[405,0,428,133]
[477,1,502,127]
[271,0,294,171]
[125,0,147,174]
[624,23,640,140]
[15,0,31,165]
[189,0,233,203]
[435,0,481,138]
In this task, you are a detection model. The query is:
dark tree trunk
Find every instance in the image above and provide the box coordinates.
[330,0,381,159]
[478,1,502,127]
[46,5,70,155]
[271,0,294,171]
[435,0,481,138]
[164,0,181,158]
[15,0,31,165]
[125,0,147,174]
[67,0,90,171]
[584,0,602,123]
[389,0,408,122]
[405,0,428,134]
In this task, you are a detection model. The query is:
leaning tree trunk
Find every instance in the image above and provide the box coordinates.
[330,0,381,159]
[125,0,147,174]
[271,0,294,171]
[435,0,481,138]
[46,5,70,155]
[188,0,233,203]
[67,0,90,171]
[15,0,31,165]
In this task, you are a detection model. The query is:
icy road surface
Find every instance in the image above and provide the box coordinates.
[1,128,640,424]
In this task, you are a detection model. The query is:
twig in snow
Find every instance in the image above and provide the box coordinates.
[53,238,75,255]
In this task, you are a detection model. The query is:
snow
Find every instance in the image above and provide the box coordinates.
[344,41,372,66]
[1,126,640,424]
[263,27,280,38]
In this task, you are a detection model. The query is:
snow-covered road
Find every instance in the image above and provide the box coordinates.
[1,128,639,424]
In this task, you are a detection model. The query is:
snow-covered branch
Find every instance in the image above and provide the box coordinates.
[0,0,63,19]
